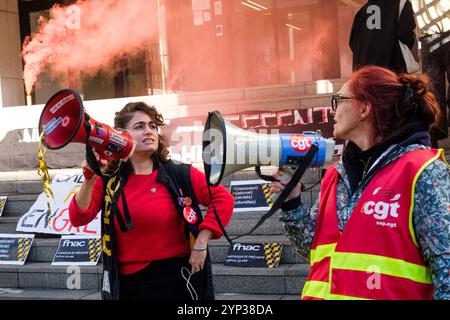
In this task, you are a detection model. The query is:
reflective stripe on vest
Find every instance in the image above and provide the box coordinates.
[302,166,340,300]
[302,243,336,299]
[331,252,432,284]
[408,150,446,247]
[310,243,336,265]
[302,281,329,300]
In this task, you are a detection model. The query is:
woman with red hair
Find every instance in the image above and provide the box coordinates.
[272,65,449,300]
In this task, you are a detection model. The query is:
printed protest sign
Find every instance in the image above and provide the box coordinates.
[16,173,100,235]
[0,234,34,265]
[52,235,101,266]
[224,242,283,268]
[0,196,7,216]
[230,180,273,212]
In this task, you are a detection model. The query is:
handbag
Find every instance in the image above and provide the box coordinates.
[398,0,420,73]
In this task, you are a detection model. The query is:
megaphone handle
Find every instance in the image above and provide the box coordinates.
[85,142,104,177]
[231,144,319,241]
[269,168,295,202]
[83,166,95,180]
[255,166,295,183]
[255,166,278,181]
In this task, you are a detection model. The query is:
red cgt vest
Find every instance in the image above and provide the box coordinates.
[302,148,448,300]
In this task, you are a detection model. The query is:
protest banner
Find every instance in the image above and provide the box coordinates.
[230,180,273,212]
[52,235,102,266]
[0,233,34,265]
[224,242,283,268]
[16,173,100,235]
[0,196,7,216]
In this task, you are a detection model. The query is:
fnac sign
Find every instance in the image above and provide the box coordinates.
[290,135,312,154]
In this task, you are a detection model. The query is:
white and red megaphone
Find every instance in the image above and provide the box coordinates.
[38,89,136,175]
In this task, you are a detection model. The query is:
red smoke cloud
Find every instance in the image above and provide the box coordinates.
[22,0,157,95]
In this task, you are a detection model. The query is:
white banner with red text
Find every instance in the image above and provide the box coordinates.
[16,173,100,236]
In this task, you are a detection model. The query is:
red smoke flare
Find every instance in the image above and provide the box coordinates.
[22,0,157,95]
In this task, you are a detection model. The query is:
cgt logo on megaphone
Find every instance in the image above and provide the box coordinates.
[289,135,312,154]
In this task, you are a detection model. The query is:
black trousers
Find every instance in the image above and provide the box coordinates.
[118,255,206,300]
[421,32,450,146]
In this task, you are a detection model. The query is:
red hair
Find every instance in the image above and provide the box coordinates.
[348,66,440,139]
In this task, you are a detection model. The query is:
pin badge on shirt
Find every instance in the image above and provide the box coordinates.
[150,187,157,194]
[177,195,197,224]
[183,206,198,224]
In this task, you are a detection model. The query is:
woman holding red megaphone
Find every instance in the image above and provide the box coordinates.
[271,66,450,300]
[69,102,234,300]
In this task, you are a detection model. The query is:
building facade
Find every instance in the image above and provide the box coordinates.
[1,0,367,107]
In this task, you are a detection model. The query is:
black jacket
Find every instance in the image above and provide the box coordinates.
[342,121,431,195]
[100,159,214,300]
[349,0,416,72]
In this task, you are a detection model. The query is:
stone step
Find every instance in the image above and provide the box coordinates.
[0,203,303,238]
[0,288,298,300]
[0,212,307,238]
[212,264,308,295]
[0,180,43,195]
[0,211,290,237]
[224,210,316,237]
[0,262,308,295]
[0,216,20,234]
[26,238,69,263]
[1,194,39,216]
[7,235,303,264]
[0,263,102,290]
[0,169,81,183]
[0,288,100,300]
[216,293,299,300]
[0,211,291,241]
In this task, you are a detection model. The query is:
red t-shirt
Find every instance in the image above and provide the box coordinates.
[69,166,234,275]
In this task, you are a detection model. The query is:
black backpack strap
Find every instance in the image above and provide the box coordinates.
[176,164,202,209]
[104,168,134,233]
[176,163,234,245]
[172,163,203,245]
[157,161,202,237]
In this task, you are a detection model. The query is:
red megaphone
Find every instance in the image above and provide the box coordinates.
[38,89,136,164]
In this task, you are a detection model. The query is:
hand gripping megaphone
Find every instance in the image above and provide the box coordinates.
[38,89,136,174]
[202,111,335,186]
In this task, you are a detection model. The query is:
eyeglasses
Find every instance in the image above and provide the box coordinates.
[331,95,353,112]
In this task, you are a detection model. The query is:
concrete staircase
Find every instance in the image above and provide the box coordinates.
[0,167,325,300]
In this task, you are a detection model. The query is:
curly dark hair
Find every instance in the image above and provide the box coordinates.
[105,102,169,174]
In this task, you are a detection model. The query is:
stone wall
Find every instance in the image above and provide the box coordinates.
[0,0,25,107]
